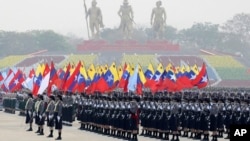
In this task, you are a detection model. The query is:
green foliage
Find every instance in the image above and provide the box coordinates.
[0,30,74,56]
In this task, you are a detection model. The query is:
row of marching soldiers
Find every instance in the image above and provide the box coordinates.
[139,91,250,141]
[24,92,64,140]
[77,93,140,141]
[75,91,250,141]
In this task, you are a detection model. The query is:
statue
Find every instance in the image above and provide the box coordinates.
[118,0,134,40]
[86,0,104,39]
[150,0,167,39]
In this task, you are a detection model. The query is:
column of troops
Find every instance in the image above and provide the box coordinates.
[75,90,250,141]
[19,88,250,141]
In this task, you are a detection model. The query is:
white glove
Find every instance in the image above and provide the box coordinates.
[49,115,53,120]
[39,115,42,119]
[42,113,46,117]
[57,116,60,121]
[28,111,32,116]
[33,112,36,117]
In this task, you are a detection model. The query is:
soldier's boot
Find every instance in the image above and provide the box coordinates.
[218,131,223,138]
[185,131,189,137]
[140,129,145,135]
[122,131,125,138]
[38,129,44,135]
[165,133,169,140]
[197,133,202,140]
[27,127,33,131]
[171,135,175,141]
[35,127,40,133]
[47,130,53,138]
[214,135,218,141]
[127,132,131,139]
[159,133,163,139]
[175,135,180,141]
[194,133,198,139]
[55,132,62,140]
[153,131,157,137]
[203,134,209,141]
[132,134,138,141]
[189,133,192,138]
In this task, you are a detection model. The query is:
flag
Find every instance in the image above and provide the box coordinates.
[87,64,96,81]
[32,73,43,96]
[117,65,123,80]
[137,65,146,95]
[175,65,193,90]
[64,61,81,92]
[144,63,155,88]
[60,63,71,90]
[127,65,139,92]
[0,72,3,82]
[192,63,208,88]
[8,69,25,92]
[38,63,51,94]
[118,63,130,92]
[148,63,164,93]
[47,61,58,95]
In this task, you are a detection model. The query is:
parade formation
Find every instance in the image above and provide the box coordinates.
[1,0,250,141]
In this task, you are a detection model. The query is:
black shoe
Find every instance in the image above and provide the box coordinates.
[26,128,33,131]
[38,132,44,136]
[55,137,62,140]
[47,134,53,138]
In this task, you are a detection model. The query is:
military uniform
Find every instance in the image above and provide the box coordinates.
[54,94,63,140]
[25,93,34,131]
[46,95,55,138]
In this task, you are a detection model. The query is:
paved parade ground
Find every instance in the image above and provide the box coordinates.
[0,111,229,141]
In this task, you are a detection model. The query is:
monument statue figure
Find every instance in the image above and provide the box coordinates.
[86,0,104,39]
[118,0,134,40]
[151,0,167,39]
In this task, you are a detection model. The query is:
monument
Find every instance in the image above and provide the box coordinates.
[151,0,167,39]
[118,0,134,40]
[78,0,179,53]
[85,0,104,39]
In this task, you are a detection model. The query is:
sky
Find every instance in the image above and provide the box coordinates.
[1,0,250,38]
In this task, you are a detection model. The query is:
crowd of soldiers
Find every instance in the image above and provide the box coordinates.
[2,87,250,141]
[24,91,64,140]
[76,93,140,141]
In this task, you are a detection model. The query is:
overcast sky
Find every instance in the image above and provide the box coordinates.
[1,0,250,38]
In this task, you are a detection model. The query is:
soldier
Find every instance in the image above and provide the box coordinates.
[86,0,104,39]
[34,95,41,133]
[46,95,55,138]
[118,0,134,39]
[150,0,167,39]
[130,95,139,141]
[210,97,219,141]
[37,94,46,136]
[169,97,180,141]
[54,94,64,140]
[25,93,34,131]
[200,98,210,141]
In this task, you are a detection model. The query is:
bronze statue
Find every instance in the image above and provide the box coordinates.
[86,0,104,39]
[118,0,134,40]
[151,1,167,39]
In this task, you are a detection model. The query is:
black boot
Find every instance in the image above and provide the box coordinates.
[47,130,53,138]
[171,135,175,141]
[165,133,169,140]
[175,135,180,141]
[38,129,44,135]
[159,133,163,139]
[35,127,40,133]
[55,132,62,140]
[26,127,32,131]
[133,134,138,141]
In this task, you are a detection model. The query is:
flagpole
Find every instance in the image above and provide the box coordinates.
[83,0,90,39]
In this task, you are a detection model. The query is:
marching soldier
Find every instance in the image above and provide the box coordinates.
[37,94,46,136]
[130,95,139,141]
[34,95,41,133]
[54,94,64,140]
[46,95,55,138]
[210,97,219,141]
[25,93,34,131]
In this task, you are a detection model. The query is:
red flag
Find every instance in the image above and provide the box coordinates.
[192,63,208,88]
[47,61,58,95]
[63,61,81,92]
